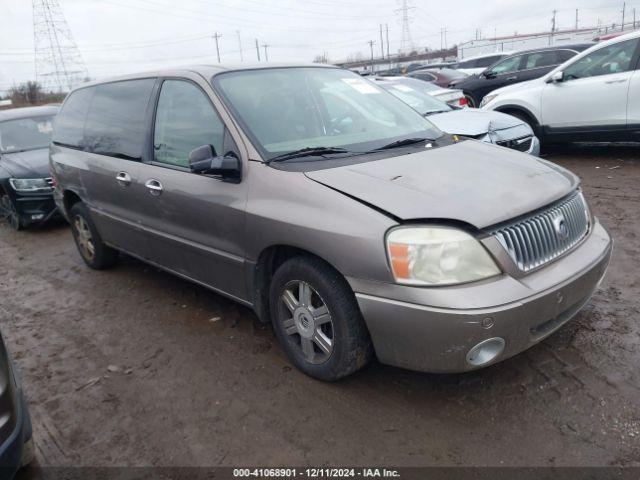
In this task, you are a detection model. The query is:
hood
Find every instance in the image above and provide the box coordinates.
[0,148,50,179]
[304,140,578,229]
[427,109,526,137]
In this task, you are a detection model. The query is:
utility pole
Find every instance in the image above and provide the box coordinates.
[379,24,384,59]
[236,30,243,62]
[396,0,415,54]
[212,32,222,63]
[621,2,626,30]
[575,9,579,30]
[262,43,269,62]
[444,27,447,50]
[367,40,375,73]
[255,38,260,61]
[384,23,391,68]
[550,9,557,45]
[633,8,636,29]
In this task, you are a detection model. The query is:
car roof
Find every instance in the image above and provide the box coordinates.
[0,104,59,122]
[501,43,595,56]
[72,63,340,91]
[598,28,640,45]
[460,51,514,61]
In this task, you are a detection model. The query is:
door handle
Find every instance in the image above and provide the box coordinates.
[505,76,518,81]
[116,171,131,187]
[144,179,163,196]
[605,78,626,84]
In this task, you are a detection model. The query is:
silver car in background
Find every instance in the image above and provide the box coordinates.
[373,76,540,156]
[51,65,612,381]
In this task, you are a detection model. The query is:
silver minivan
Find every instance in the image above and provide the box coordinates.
[51,65,612,381]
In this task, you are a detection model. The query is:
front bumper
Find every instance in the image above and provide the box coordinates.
[350,219,612,373]
[480,126,541,156]
[13,192,58,226]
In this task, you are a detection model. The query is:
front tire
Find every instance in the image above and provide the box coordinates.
[269,256,373,381]
[70,202,118,269]
[1,194,23,231]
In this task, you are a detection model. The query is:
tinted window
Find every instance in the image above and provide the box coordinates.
[153,80,225,167]
[53,87,93,148]
[0,115,55,153]
[525,51,558,69]
[487,55,523,75]
[413,72,436,82]
[563,39,639,80]
[84,79,155,160]
[556,49,578,63]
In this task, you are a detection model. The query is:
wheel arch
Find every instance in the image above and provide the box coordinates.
[62,189,83,217]
[494,105,541,132]
[250,244,347,323]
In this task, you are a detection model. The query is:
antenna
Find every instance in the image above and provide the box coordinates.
[32,0,88,93]
[396,0,415,55]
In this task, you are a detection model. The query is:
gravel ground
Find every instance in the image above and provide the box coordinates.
[1,144,638,471]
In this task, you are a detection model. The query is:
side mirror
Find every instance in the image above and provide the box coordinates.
[188,144,241,181]
[483,71,496,79]
[546,71,564,83]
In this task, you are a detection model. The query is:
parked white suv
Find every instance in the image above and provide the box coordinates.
[481,30,640,145]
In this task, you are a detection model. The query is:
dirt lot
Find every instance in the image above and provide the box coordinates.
[1,144,639,470]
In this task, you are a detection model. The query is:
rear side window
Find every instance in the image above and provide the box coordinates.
[53,87,93,148]
[556,50,577,63]
[84,79,155,160]
[153,80,225,167]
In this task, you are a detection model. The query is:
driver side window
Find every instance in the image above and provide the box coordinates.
[563,39,639,80]
[153,80,225,167]
[487,55,523,75]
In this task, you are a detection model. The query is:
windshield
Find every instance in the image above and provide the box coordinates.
[0,115,55,154]
[376,80,453,116]
[213,67,442,160]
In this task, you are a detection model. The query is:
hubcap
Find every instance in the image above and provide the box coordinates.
[280,280,334,364]
[74,215,95,261]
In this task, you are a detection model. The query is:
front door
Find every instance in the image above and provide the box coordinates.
[135,78,249,301]
[541,38,640,131]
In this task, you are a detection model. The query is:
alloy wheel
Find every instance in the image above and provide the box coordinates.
[74,215,95,261]
[279,280,334,364]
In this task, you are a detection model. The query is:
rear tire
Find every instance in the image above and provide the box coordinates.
[70,202,118,269]
[269,255,373,381]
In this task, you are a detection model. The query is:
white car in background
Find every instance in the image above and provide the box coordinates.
[481,30,640,145]
[381,76,468,107]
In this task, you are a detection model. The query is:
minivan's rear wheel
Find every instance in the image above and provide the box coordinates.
[270,256,373,381]
[70,202,118,269]
[1,195,22,231]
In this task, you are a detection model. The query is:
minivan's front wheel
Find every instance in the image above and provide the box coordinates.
[269,256,373,381]
[70,202,118,269]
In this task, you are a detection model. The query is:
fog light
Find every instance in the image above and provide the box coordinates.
[466,337,505,366]
[31,214,44,220]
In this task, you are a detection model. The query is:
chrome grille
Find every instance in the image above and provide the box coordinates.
[45,177,54,188]
[496,135,532,152]
[490,191,590,272]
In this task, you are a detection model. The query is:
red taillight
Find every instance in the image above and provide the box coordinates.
[459,97,468,106]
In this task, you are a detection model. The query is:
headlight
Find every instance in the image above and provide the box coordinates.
[9,178,51,192]
[480,94,499,108]
[386,226,500,286]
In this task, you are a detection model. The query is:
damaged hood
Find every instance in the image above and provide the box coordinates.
[304,140,578,229]
[427,109,529,138]
[0,148,50,179]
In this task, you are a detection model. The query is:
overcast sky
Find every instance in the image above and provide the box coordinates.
[0,0,634,92]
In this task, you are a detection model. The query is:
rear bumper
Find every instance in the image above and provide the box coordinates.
[351,220,612,373]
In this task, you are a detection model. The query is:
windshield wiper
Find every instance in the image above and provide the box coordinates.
[372,137,429,151]
[423,110,450,116]
[268,146,351,163]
